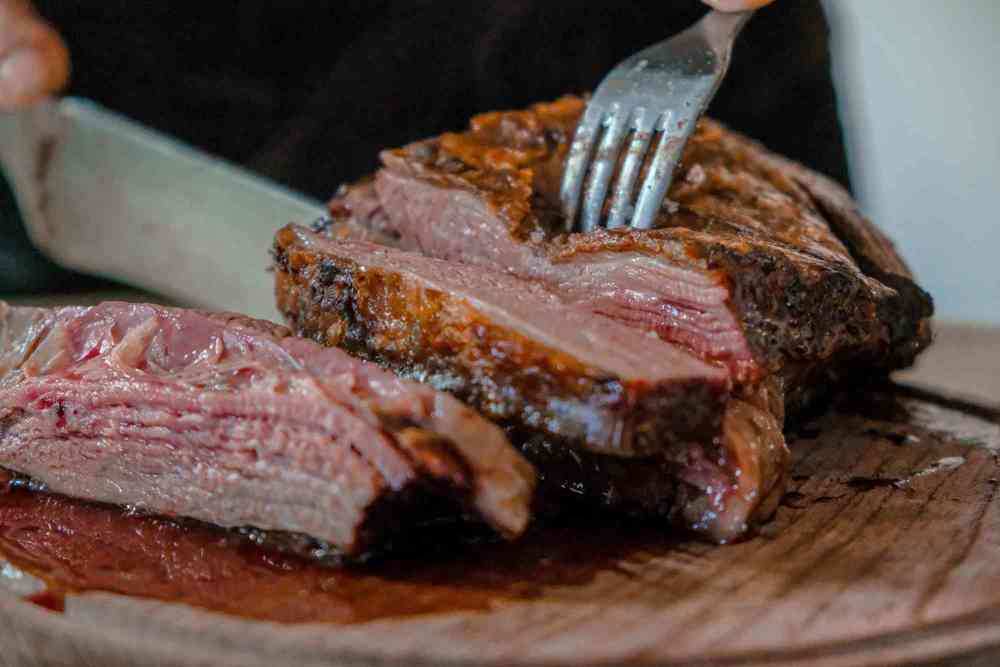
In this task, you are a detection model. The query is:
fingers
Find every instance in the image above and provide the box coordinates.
[0,0,69,110]
[702,0,776,11]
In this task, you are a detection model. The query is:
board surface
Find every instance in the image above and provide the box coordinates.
[0,320,998,667]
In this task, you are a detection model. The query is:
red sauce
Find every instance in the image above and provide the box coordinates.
[0,481,673,624]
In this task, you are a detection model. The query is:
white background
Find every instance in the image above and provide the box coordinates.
[822,0,999,324]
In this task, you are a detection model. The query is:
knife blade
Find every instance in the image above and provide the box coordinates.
[0,97,325,321]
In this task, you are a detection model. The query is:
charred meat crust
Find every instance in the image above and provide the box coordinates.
[784,168,934,369]
[704,244,888,414]
[273,235,726,457]
[544,228,906,411]
[698,124,934,371]
[273,236,788,540]
[365,96,932,395]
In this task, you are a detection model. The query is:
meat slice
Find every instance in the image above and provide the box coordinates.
[275,227,730,456]
[323,175,758,383]
[274,227,788,541]
[279,96,934,543]
[0,301,534,557]
[320,96,932,408]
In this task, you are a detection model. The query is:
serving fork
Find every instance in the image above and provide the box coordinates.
[560,9,753,233]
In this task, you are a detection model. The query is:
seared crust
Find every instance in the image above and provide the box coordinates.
[761,150,934,368]
[273,229,788,541]
[375,96,933,392]
[273,228,727,458]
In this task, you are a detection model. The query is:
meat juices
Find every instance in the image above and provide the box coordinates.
[0,302,534,557]
[275,96,932,541]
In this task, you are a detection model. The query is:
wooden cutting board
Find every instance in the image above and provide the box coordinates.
[0,316,997,667]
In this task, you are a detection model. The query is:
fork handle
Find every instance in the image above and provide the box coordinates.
[699,10,755,56]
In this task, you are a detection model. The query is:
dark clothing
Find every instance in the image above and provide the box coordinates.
[2,1,848,292]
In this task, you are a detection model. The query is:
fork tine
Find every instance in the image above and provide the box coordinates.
[560,105,605,232]
[630,113,685,230]
[561,10,753,232]
[605,109,656,230]
[579,107,631,233]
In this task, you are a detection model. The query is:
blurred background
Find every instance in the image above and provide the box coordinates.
[824,0,999,323]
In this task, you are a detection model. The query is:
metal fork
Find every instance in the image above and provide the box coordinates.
[560,10,753,233]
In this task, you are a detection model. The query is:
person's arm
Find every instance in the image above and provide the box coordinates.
[0,0,68,110]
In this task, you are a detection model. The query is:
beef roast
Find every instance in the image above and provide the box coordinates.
[0,301,534,557]
[274,227,788,541]
[321,96,932,409]
[274,96,932,542]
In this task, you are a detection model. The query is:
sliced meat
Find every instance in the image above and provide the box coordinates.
[326,171,756,383]
[509,385,787,542]
[278,95,933,542]
[364,170,759,382]
[273,227,787,541]
[275,227,729,456]
[0,301,534,557]
[320,96,932,406]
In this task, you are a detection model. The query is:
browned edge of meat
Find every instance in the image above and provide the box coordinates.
[749,144,935,370]
[340,95,932,413]
[273,227,729,457]
[273,227,788,542]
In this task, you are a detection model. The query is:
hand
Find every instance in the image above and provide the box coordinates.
[702,0,776,11]
[0,0,68,110]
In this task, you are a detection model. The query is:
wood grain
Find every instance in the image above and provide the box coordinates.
[0,302,996,665]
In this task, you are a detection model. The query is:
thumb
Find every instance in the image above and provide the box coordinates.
[0,0,69,110]
[702,0,775,11]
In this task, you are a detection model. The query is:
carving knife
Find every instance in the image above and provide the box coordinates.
[0,97,325,321]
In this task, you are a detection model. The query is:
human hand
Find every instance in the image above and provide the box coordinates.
[0,0,68,110]
[702,0,776,11]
